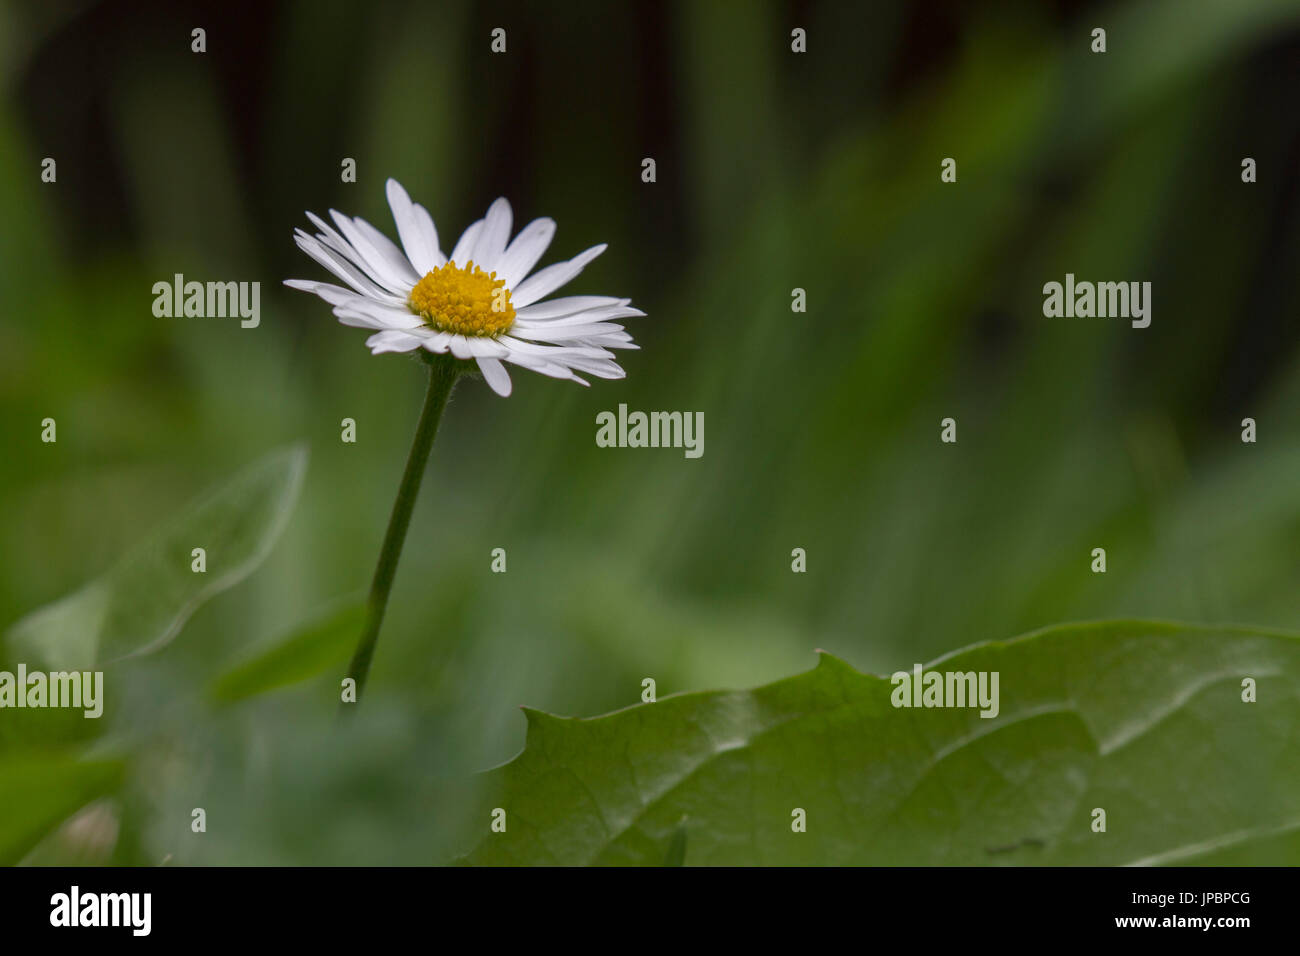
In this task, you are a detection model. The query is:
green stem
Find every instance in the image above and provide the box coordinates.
[344,354,460,708]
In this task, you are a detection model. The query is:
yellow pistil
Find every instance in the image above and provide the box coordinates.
[407,260,515,337]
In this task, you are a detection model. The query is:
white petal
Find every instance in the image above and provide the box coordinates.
[514,296,625,320]
[446,335,508,358]
[470,198,512,273]
[499,336,624,378]
[569,305,644,321]
[500,339,613,360]
[559,356,625,378]
[499,343,616,379]
[365,330,424,353]
[585,332,639,349]
[515,308,636,327]
[513,322,627,342]
[304,214,406,296]
[497,218,556,288]
[334,309,395,330]
[476,357,513,396]
[420,332,453,353]
[385,179,444,275]
[411,204,446,270]
[447,334,473,359]
[302,214,366,268]
[497,340,598,379]
[500,349,588,383]
[295,233,400,301]
[328,210,418,292]
[449,220,484,268]
[335,300,425,329]
[544,304,642,323]
[510,244,607,308]
[284,279,357,306]
[470,338,509,357]
[350,215,421,285]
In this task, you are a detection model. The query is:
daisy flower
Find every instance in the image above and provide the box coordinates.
[286,179,645,706]
[285,178,642,397]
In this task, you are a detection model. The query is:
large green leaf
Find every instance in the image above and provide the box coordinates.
[461,621,1300,865]
[6,445,307,670]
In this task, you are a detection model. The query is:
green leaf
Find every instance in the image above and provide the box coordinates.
[662,817,688,867]
[209,598,365,704]
[460,621,1300,865]
[0,752,124,865]
[7,444,308,670]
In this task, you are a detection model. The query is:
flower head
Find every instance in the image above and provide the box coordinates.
[286,179,642,396]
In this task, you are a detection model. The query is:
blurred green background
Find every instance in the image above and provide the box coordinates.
[2,0,1300,864]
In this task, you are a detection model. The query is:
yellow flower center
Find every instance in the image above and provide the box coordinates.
[407,261,515,337]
